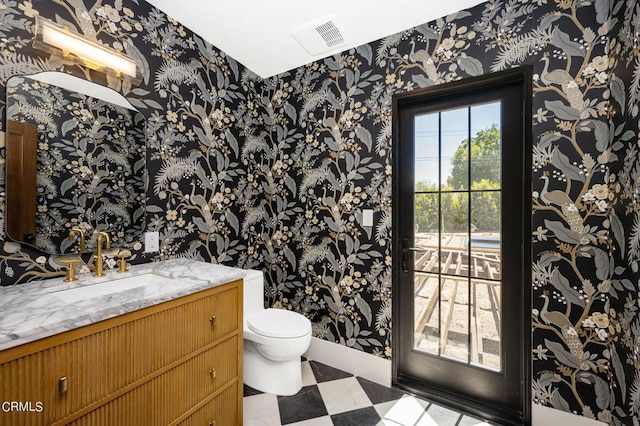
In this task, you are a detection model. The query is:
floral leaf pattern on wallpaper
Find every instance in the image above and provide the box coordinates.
[235,73,305,309]
[147,30,246,264]
[283,55,390,353]
[0,0,640,424]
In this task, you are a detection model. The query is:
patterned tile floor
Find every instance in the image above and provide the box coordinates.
[243,359,495,425]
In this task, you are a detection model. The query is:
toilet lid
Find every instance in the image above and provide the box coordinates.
[247,308,311,338]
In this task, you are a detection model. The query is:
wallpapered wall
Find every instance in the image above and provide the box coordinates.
[0,0,638,424]
[6,76,146,253]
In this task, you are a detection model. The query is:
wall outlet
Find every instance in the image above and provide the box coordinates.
[362,209,374,227]
[144,231,159,253]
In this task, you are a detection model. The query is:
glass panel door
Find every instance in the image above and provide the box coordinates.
[393,69,531,425]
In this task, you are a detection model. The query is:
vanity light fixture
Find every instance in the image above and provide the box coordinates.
[33,16,139,83]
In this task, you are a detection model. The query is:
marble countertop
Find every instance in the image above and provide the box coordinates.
[0,259,248,352]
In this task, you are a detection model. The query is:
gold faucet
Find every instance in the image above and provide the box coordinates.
[69,228,85,252]
[60,258,81,282]
[94,231,111,277]
[56,255,82,282]
[116,250,132,273]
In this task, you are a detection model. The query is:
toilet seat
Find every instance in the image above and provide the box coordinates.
[247,308,311,338]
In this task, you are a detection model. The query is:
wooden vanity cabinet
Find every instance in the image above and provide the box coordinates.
[0,279,243,426]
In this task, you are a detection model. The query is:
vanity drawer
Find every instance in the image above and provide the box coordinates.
[109,280,240,372]
[67,335,239,426]
[180,282,240,349]
[176,381,240,426]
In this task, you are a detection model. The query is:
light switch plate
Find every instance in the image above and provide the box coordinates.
[144,231,159,253]
[362,209,374,227]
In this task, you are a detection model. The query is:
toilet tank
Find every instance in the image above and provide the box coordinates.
[243,269,265,324]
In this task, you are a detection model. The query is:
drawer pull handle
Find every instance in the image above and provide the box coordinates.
[209,368,217,379]
[209,315,216,326]
[209,421,216,426]
[59,376,68,395]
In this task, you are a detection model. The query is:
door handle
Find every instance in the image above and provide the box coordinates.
[402,238,426,272]
[402,238,410,272]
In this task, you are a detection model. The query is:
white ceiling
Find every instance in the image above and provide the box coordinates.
[144,0,487,78]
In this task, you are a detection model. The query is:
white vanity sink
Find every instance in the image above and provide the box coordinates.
[53,272,174,303]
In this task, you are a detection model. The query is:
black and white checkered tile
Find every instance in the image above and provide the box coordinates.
[243,359,495,425]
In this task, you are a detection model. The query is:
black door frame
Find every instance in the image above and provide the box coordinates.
[391,67,532,426]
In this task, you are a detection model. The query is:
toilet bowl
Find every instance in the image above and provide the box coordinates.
[243,270,312,396]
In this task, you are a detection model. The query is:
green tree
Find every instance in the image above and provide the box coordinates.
[414,124,501,234]
[449,124,501,190]
[414,182,438,232]
[470,179,500,232]
[441,191,468,233]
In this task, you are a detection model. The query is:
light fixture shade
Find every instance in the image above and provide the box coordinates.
[33,17,139,83]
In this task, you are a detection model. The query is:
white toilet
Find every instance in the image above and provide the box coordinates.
[243,270,312,396]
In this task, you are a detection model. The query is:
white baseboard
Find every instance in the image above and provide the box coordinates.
[304,338,605,426]
[303,337,392,387]
[532,403,605,426]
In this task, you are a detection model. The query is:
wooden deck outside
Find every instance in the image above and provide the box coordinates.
[413,233,501,370]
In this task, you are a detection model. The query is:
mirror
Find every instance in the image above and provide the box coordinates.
[5,72,146,254]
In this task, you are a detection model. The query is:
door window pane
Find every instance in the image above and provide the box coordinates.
[414,193,439,236]
[441,192,469,251]
[414,113,439,190]
[470,102,502,188]
[470,278,501,370]
[440,276,469,362]
[470,191,501,280]
[414,271,440,354]
[415,193,439,274]
[441,107,469,190]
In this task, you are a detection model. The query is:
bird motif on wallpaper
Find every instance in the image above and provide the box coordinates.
[540,290,573,329]
[540,172,585,239]
[539,172,573,206]
[188,180,215,229]
[409,39,438,82]
[540,54,588,119]
[540,291,589,369]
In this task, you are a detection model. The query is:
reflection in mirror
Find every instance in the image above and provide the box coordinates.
[5,73,146,254]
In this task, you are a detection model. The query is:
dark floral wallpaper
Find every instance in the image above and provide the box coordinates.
[0,0,639,424]
[6,75,145,253]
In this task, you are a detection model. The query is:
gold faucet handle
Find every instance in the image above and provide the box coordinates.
[103,248,120,257]
[116,250,132,273]
[60,259,81,282]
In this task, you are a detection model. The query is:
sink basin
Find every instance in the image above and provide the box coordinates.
[53,272,172,303]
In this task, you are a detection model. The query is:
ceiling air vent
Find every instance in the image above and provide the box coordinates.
[315,21,344,47]
[292,16,347,56]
